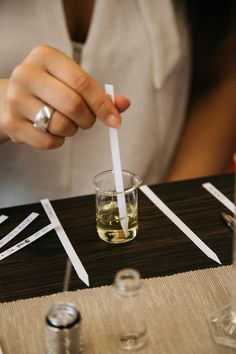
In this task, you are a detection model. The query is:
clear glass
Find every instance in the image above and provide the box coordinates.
[112,268,147,351]
[93,170,142,244]
[45,303,81,354]
[208,165,236,348]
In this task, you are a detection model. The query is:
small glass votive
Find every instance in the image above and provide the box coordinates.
[93,170,142,244]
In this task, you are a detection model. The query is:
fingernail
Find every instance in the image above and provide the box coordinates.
[105,114,120,127]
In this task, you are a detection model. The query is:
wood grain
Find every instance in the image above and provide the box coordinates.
[0,173,233,302]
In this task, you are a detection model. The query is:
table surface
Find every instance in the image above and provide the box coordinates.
[0,173,234,303]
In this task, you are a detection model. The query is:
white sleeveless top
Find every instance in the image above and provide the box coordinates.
[0,0,190,208]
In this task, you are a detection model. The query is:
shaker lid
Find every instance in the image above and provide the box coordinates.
[46,303,81,329]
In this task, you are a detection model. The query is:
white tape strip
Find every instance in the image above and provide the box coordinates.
[202,182,235,214]
[140,185,221,264]
[105,84,128,237]
[0,223,55,261]
[40,199,89,287]
[0,215,8,225]
[0,212,39,249]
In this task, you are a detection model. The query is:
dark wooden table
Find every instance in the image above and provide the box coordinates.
[0,173,234,303]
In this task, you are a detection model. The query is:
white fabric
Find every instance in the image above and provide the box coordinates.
[0,0,190,208]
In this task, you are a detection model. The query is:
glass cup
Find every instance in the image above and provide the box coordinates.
[93,170,142,244]
[207,166,236,348]
[112,268,148,351]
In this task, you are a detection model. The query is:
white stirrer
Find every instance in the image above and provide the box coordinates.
[0,215,8,225]
[140,185,221,264]
[41,199,89,287]
[105,84,128,237]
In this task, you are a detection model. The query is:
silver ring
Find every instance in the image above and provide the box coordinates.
[33,105,55,132]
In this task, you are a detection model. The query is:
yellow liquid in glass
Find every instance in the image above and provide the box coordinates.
[96,201,138,243]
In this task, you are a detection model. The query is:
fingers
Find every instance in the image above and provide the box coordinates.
[2,113,64,149]
[11,63,95,130]
[1,45,132,150]
[9,92,78,137]
[25,45,123,127]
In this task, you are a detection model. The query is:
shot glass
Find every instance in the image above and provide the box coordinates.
[93,170,142,244]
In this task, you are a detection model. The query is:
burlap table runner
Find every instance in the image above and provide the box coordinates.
[0,265,235,354]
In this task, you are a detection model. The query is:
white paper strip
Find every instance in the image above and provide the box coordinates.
[105,84,128,236]
[0,223,55,261]
[202,182,235,214]
[0,212,39,249]
[140,185,221,264]
[40,199,89,287]
[0,215,8,225]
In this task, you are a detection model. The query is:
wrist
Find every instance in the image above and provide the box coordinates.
[0,79,10,143]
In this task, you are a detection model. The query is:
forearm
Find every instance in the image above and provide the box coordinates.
[0,79,10,144]
[166,80,236,181]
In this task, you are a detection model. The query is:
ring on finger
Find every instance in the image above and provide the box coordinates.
[33,105,55,132]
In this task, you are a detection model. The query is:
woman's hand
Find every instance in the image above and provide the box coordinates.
[0,45,130,149]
